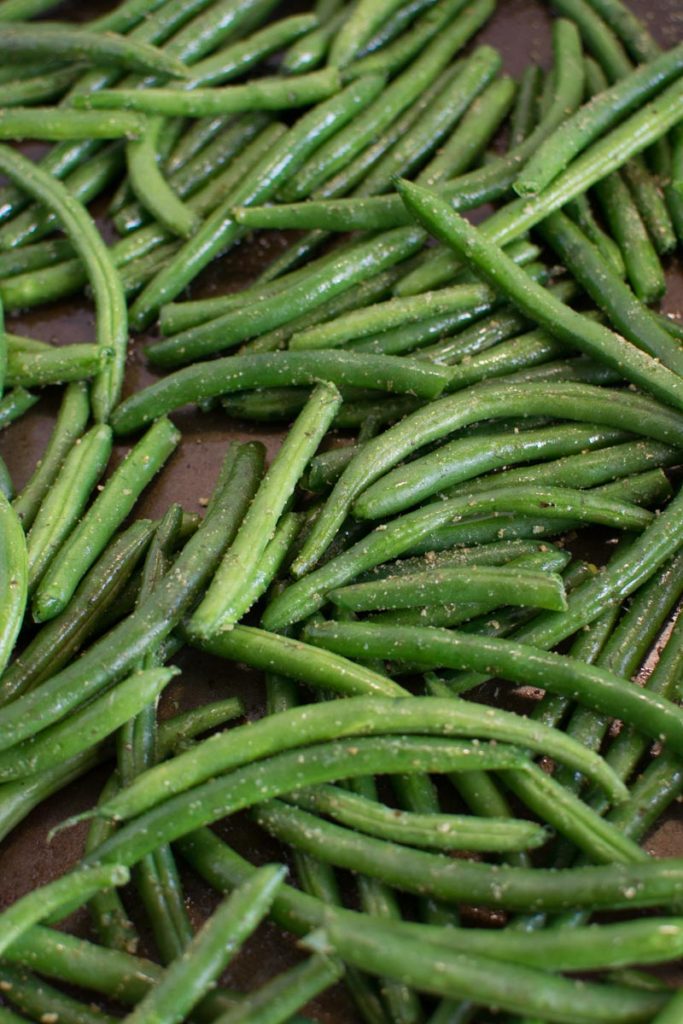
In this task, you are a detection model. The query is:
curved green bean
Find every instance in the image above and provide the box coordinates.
[127,117,199,239]
[0,492,26,678]
[34,416,179,621]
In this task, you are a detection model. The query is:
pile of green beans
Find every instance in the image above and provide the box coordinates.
[1,0,683,1022]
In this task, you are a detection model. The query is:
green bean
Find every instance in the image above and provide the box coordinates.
[0,456,11,500]
[447,437,679,500]
[330,565,567,614]
[565,193,625,275]
[0,388,38,429]
[165,114,233,175]
[293,378,683,576]
[0,442,264,752]
[0,238,73,279]
[4,929,242,1020]
[303,620,683,762]
[1,666,177,785]
[147,226,425,366]
[223,390,421,428]
[0,107,145,142]
[77,69,341,116]
[650,991,683,1024]
[281,0,495,202]
[608,750,683,842]
[122,865,286,1024]
[156,0,281,68]
[0,24,189,77]
[398,179,683,407]
[515,41,683,195]
[287,784,547,853]
[509,65,542,148]
[128,74,386,329]
[297,912,667,1023]
[292,283,521,354]
[0,0,62,18]
[2,66,81,107]
[1,521,154,706]
[33,417,179,621]
[357,423,630,519]
[187,13,319,86]
[192,384,340,635]
[415,301,538,364]
[213,954,342,1024]
[0,965,119,1024]
[665,123,683,242]
[127,117,199,240]
[111,352,449,435]
[5,344,105,389]
[0,147,127,424]
[329,0,410,67]
[0,492,26,679]
[0,864,129,957]
[12,381,89,530]
[88,0,179,35]
[26,424,112,593]
[274,481,654,628]
[620,152,676,255]
[96,691,625,824]
[283,8,346,73]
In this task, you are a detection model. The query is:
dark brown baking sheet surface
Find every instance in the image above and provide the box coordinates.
[1,1,682,1019]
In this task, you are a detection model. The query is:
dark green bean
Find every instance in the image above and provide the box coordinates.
[124,866,286,1024]
[213,954,342,1024]
[288,784,547,853]
[0,441,264,751]
[0,965,119,1024]
[33,417,180,621]
[398,179,683,408]
[0,492,26,678]
[111,352,449,435]
[128,73,386,329]
[12,381,89,529]
[148,226,425,366]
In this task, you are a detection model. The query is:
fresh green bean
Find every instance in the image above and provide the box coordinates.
[0,965,120,1024]
[78,69,341,116]
[515,41,683,195]
[123,865,286,1024]
[127,117,199,240]
[297,911,667,1023]
[0,865,129,957]
[111,352,449,434]
[128,74,386,329]
[330,565,567,614]
[2,66,82,107]
[0,24,189,78]
[0,0,63,18]
[329,0,411,67]
[287,784,547,853]
[398,179,683,407]
[187,13,319,86]
[192,384,340,635]
[0,146,127,423]
[0,107,145,141]
[1,521,154,706]
[283,8,346,73]
[96,691,625,824]
[148,226,425,366]
[281,0,495,202]
[213,954,342,1024]
[0,492,26,678]
[26,424,112,592]
[12,381,89,530]
[5,344,106,389]
[293,379,683,576]
[356,423,630,518]
[0,238,73,280]
[0,442,264,751]
[0,388,38,429]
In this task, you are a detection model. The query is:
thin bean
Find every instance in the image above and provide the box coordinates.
[0,24,189,78]
[110,352,449,435]
[356,423,630,519]
[147,226,425,366]
[565,193,625,275]
[0,107,146,141]
[398,179,683,409]
[127,117,198,240]
[515,41,683,195]
[0,238,73,279]
[0,492,26,678]
[283,8,347,74]
[330,565,567,614]
[123,865,286,1024]
[0,442,264,751]
[1,521,154,706]
[213,954,342,1024]
[6,344,105,389]
[0,146,127,423]
[297,911,667,1024]
[0,965,119,1024]
[0,865,129,957]
[26,424,112,592]
[192,384,340,635]
[128,73,386,329]
[330,0,411,67]
[96,691,625,824]
[12,381,89,529]
[0,387,38,429]
[187,13,319,86]
[0,0,63,18]
[292,378,683,576]
[287,785,547,853]
[33,417,179,621]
